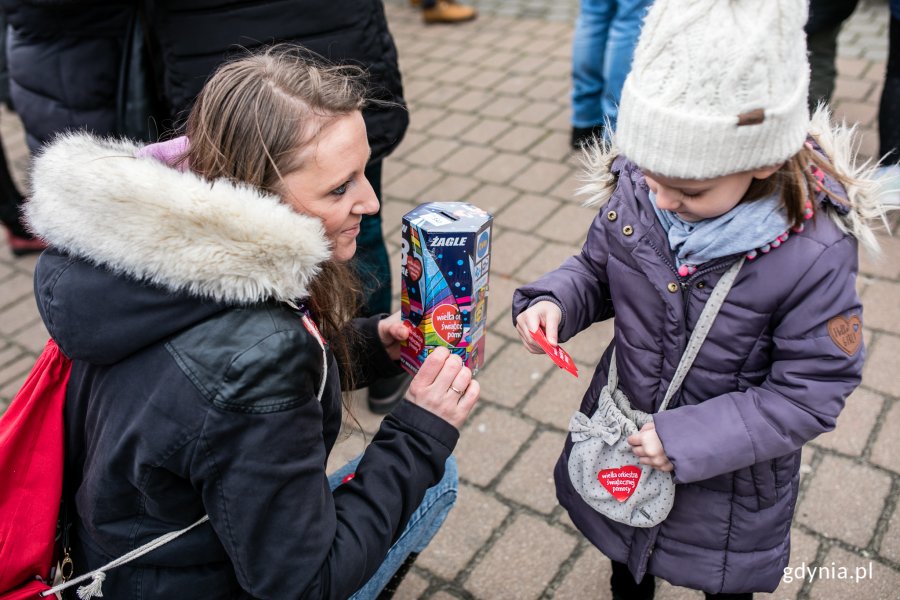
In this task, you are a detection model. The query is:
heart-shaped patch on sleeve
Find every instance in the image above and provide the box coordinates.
[598,466,642,502]
[827,314,862,356]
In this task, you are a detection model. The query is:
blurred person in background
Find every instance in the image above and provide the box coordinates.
[570,0,652,150]
[409,0,477,24]
[0,7,46,255]
[805,0,859,110]
[1,0,413,410]
[880,0,899,167]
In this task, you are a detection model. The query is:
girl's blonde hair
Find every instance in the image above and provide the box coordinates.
[183,45,368,390]
[746,106,892,251]
[745,146,844,229]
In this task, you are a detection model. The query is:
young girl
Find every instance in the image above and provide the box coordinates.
[25,47,479,599]
[514,1,890,598]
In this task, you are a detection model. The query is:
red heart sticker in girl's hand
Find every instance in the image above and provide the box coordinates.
[598,466,642,502]
[530,328,578,377]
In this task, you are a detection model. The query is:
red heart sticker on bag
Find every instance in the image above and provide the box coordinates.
[598,466,642,502]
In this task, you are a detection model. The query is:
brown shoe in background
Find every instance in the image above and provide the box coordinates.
[423,0,477,24]
[410,0,421,6]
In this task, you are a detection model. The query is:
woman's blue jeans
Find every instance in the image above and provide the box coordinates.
[329,455,458,600]
[571,0,652,130]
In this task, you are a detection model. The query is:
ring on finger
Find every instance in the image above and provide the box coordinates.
[449,385,463,395]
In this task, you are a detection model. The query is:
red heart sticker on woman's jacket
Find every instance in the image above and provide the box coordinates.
[598,466,642,502]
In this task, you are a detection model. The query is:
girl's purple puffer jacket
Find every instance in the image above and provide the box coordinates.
[512,150,867,594]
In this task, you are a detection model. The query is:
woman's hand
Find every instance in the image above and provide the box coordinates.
[377,311,409,361]
[405,347,479,429]
[627,422,673,472]
[515,300,562,354]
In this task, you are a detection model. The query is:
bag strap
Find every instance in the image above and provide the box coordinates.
[659,258,744,411]
[41,515,210,599]
[607,258,744,413]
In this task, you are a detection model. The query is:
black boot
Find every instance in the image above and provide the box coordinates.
[570,124,606,150]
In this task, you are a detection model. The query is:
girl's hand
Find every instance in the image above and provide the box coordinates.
[405,347,479,429]
[627,422,673,472]
[377,311,409,360]
[515,300,562,354]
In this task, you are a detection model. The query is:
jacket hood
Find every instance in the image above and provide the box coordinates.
[578,107,895,254]
[26,133,332,305]
[26,133,332,364]
[34,249,226,364]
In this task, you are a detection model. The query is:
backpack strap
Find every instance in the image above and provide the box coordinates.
[286,300,328,403]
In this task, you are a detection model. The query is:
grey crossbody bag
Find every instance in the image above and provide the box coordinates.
[567,258,744,528]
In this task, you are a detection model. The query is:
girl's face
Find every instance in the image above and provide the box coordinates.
[279,111,378,262]
[645,166,780,222]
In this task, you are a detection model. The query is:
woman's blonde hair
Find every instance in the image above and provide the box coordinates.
[183,45,368,390]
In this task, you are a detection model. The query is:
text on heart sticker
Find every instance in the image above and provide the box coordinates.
[827,314,862,356]
[598,466,642,502]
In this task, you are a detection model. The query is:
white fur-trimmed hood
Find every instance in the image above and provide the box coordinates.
[26,133,332,304]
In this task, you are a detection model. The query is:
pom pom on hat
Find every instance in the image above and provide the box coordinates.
[615,0,810,179]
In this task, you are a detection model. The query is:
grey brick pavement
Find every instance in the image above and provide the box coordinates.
[2,1,899,598]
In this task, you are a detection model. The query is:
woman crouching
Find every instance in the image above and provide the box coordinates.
[26,46,478,599]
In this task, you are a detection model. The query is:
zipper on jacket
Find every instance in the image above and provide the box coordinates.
[644,237,691,410]
[645,237,695,306]
[680,257,741,320]
[644,237,680,280]
[643,239,742,406]
[685,255,739,285]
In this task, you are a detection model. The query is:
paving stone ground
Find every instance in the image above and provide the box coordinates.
[1,1,898,598]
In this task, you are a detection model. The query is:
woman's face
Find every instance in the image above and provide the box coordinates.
[280,111,378,262]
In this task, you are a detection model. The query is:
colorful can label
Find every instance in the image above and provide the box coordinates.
[400,202,492,375]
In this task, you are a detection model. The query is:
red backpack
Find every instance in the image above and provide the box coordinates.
[0,341,209,600]
[0,340,71,599]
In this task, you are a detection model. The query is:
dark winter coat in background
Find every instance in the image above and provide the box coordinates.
[26,133,455,599]
[2,0,407,161]
[512,115,873,594]
[144,0,408,163]
[0,0,133,150]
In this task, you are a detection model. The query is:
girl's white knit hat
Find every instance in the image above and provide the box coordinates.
[615,0,810,179]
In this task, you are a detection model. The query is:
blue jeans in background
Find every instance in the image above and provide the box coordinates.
[329,455,459,599]
[571,0,651,131]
